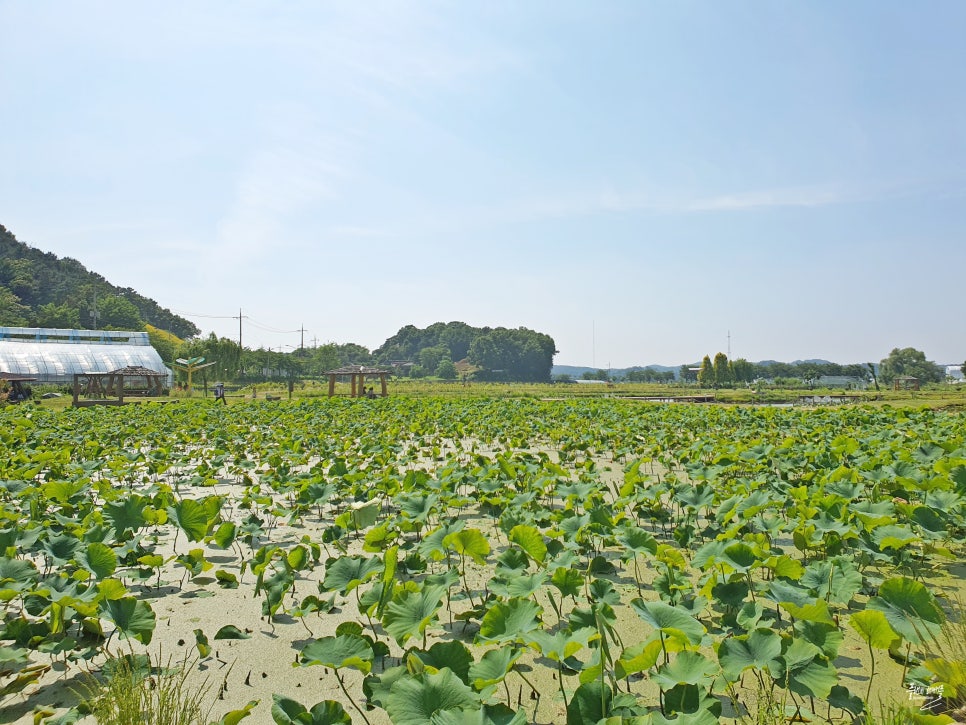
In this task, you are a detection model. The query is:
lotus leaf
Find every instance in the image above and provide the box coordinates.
[299,633,374,673]
[385,668,480,725]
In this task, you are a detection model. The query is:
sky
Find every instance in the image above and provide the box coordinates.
[1,2,964,368]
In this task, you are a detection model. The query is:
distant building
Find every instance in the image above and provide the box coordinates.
[0,327,171,385]
[945,365,965,383]
[816,375,869,390]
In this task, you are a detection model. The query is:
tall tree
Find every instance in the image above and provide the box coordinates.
[697,356,714,387]
[879,347,944,385]
[713,352,733,387]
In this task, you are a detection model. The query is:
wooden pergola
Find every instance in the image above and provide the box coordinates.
[0,373,36,403]
[325,365,391,398]
[893,376,920,391]
[72,365,168,407]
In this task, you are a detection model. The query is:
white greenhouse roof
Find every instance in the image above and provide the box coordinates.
[0,327,170,384]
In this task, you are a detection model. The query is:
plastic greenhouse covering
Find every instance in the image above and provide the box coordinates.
[0,327,171,384]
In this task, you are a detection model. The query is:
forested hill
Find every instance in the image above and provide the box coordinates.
[0,224,199,338]
[374,321,557,382]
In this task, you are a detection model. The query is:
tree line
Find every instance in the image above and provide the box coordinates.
[157,322,558,384]
[571,348,955,388]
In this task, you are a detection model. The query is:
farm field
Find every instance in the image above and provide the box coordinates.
[2,397,965,724]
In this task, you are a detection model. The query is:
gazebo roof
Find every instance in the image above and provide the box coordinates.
[0,372,37,382]
[107,365,167,377]
[325,365,392,375]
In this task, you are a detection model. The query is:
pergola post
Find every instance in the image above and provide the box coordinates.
[328,374,335,397]
[380,374,387,397]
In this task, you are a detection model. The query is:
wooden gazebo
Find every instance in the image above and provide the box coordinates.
[893,376,920,391]
[72,365,168,407]
[0,373,36,403]
[325,365,391,398]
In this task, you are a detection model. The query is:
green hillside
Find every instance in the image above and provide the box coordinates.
[0,224,198,338]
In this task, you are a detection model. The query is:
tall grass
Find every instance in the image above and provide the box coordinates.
[84,652,213,725]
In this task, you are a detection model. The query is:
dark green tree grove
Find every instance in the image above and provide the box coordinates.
[878,347,944,385]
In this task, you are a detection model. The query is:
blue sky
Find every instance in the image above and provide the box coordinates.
[2,2,964,367]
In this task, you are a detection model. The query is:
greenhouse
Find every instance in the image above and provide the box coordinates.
[0,327,172,385]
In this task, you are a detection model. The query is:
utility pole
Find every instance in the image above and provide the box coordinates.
[299,325,307,354]
[234,308,244,349]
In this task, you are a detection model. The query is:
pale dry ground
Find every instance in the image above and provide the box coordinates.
[5,448,965,724]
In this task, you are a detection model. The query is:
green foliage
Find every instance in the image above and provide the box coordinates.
[375,322,556,382]
[879,347,945,385]
[83,654,212,725]
[0,224,199,336]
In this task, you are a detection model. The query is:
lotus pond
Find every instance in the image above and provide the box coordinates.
[1,398,965,724]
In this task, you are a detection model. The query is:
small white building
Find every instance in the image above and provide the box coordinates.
[945,365,964,383]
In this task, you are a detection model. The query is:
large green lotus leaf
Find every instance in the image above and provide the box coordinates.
[99,596,156,644]
[429,704,526,725]
[760,554,803,581]
[103,494,150,536]
[350,501,380,530]
[322,555,382,595]
[299,634,374,674]
[271,695,351,725]
[168,498,214,542]
[912,505,948,536]
[849,609,900,650]
[867,577,944,644]
[297,481,337,508]
[800,558,863,604]
[0,557,38,589]
[566,681,613,725]
[662,682,722,718]
[488,571,547,599]
[477,598,542,644]
[76,542,117,580]
[772,638,837,699]
[467,646,521,690]
[398,493,439,523]
[872,524,920,551]
[630,599,705,646]
[550,567,584,598]
[443,529,490,566]
[508,525,547,565]
[616,525,658,557]
[385,668,480,725]
[652,651,718,690]
[764,579,812,609]
[43,534,80,565]
[363,664,408,710]
[717,628,782,682]
[779,600,836,626]
[382,584,447,646]
[419,520,466,561]
[711,580,749,610]
[827,685,865,717]
[795,621,843,660]
[691,540,729,571]
[720,543,759,573]
[615,638,663,680]
[214,625,251,640]
[411,641,474,684]
[526,627,597,662]
[211,521,237,549]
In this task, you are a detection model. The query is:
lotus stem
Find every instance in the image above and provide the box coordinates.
[336,671,372,725]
